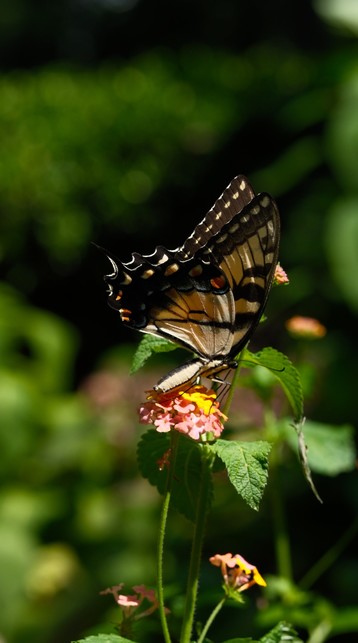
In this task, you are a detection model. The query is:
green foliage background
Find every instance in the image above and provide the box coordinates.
[0,1,357,642]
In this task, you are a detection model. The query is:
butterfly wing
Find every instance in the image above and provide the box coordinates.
[204,191,280,358]
[104,175,279,363]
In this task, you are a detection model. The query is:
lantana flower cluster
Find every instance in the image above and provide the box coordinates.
[286,315,327,339]
[274,263,289,286]
[100,583,162,622]
[209,552,266,596]
[139,385,227,441]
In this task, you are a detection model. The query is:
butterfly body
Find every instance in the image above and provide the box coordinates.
[104,175,280,394]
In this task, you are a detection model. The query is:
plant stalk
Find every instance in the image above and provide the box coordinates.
[179,446,214,643]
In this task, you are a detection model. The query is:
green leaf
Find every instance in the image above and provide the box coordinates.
[72,635,132,643]
[130,335,178,374]
[260,621,304,643]
[243,347,304,421]
[137,430,213,521]
[211,439,271,510]
[287,420,356,477]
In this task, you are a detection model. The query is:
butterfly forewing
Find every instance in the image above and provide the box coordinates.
[177,175,255,260]
[210,192,280,356]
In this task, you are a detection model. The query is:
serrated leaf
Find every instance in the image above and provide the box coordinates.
[287,420,356,477]
[260,620,304,643]
[72,635,132,643]
[137,430,213,521]
[211,439,271,510]
[243,348,304,422]
[130,335,177,374]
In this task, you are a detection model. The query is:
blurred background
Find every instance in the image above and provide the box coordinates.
[0,0,357,641]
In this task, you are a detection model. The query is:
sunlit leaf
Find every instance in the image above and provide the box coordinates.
[260,621,304,643]
[130,335,177,374]
[242,347,304,421]
[211,439,271,510]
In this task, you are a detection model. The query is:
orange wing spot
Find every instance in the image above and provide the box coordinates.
[164,263,180,277]
[120,307,132,322]
[115,290,123,301]
[210,275,226,289]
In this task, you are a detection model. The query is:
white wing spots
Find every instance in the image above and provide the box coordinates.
[224,200,231,209]
[216,232,228,244]
[232,190,239,199]
[251,205,260,216]
[106,256,119,278]
[240,214,250,224]
[120,272,132,285]
[239,179,246,191]
[192,237,200,245]
[164,263,180,277]
[214,211,222,221]
[156,253,169,265]
[260,195,270,208]
[141,268,155,279]
[229,222,239,234]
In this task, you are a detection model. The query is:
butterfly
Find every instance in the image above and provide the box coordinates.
[103,175,280,395]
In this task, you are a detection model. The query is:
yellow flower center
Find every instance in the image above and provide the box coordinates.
[181,386,218,415]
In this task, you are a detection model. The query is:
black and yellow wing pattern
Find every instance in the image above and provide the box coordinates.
[104,175,280,394]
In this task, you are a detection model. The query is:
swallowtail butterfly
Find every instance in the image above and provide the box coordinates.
[103,175,280,395]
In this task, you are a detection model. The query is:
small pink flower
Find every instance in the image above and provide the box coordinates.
[139,385,226,442]
[209,552,266,594]
[154,411,174,433]
[117,593,140,608]
[274,263,289,286]
[286,315,326,339]
[100,583,166,624]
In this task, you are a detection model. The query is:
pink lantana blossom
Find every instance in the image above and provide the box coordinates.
[209,552,266,595]
[274,263,289,286]
[286,315,326,339]
[100,583,165,622]
[138,385,227,442]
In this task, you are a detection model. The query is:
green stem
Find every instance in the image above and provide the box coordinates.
[157,490,172,643]
[269,444,293,581]
[180,446,214,643]
[157,433,180,643]
[197,597,226,643]
[222,350,245,417]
